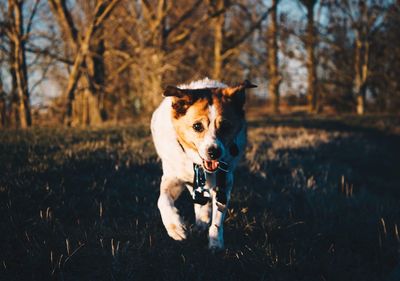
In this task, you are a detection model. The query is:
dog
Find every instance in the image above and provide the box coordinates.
[151,78,256,250]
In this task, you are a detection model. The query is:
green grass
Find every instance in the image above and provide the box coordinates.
[0,116,399,281]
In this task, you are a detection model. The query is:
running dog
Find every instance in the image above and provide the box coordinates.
[151,78,256,250]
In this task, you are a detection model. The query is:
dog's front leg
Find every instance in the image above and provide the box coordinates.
[194,202,212,230]
[157,176,186,240]
[208,172,233,250]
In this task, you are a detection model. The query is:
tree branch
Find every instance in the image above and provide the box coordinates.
[164,0,203,39]
[48,0,80,48]
[25,0,41,37]
[25,45,73,65]
[222,5,274,54]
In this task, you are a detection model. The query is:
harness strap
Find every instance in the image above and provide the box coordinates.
[192,162,228,211]
[182,139,237,210]
[193,164,210,205]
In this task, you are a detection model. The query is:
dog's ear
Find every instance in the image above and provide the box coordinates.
[163,86,187,98]
[163,86,196,118]
[221,80,257,97]
[221,80,257,110]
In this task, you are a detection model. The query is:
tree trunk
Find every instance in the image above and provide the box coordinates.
[9,0,31,128]
[63,46,86,126]
[354,38,362,115]
[0,77,6,127]
[267,0,280,113]
[8,38,19,128]
[85,35,105,123]
[49,0,119,126]
[213,0,224,80]
[305,3,317,113]
[354,36,369,115]
[14,39,32,128]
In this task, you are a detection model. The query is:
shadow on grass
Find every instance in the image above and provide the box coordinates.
[248,114,400,137]
[0,120,399,281]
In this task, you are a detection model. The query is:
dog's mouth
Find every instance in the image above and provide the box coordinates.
[203,160,219,173]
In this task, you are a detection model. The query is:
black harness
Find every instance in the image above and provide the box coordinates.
[177,138,239,212]
[192,162,229,210]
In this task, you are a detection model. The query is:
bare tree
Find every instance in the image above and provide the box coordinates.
[325,0,390,115]
[210,0,274,81]
[212,0,224,80]
[108,0,217,113]
[369,2,400,112]
[5,0,35,128]
[299,0,318,113]
[267,0,281,113]
[346,0,377,115]
[48,0,120,126]
[0,76,6,127]
[339,0,371,115]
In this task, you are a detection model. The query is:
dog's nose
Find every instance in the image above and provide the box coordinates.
[208,146,222,160]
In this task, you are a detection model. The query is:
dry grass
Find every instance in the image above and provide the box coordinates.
[0,115,400,281]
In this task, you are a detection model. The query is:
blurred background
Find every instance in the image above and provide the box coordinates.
[0,0,399,128]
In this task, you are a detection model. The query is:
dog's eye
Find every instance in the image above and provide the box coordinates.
[193,122,204,132]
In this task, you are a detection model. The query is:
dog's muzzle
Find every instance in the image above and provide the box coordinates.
[203,159,219,172]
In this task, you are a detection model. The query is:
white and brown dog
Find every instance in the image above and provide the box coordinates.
[151,78,256,250]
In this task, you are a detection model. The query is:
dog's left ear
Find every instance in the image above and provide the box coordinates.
[222,80,257,97]
[222,80,257,110]
[163,86,187,98]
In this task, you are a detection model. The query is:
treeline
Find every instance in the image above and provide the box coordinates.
[0,0,399,128]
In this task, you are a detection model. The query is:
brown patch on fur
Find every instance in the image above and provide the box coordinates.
[167,184,184,201]
[172,97,210,151]
[165,88,213,119]
[162,178,185,200]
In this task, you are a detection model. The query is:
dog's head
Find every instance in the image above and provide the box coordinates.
[164,80,257,172]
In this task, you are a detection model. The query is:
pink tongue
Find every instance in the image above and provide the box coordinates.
[205,160,219,171]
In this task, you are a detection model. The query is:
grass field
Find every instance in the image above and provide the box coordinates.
[1,114,400,281]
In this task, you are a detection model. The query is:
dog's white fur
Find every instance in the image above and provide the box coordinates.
[151,79,246,249]
[177,77,228,90]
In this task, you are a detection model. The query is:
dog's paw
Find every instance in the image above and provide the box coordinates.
[208,225,224,250]
[166,223,187,241]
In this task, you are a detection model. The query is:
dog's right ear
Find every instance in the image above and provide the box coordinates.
[163,86,193,118]
[163,86,187,98]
